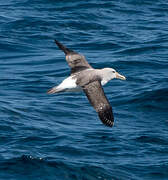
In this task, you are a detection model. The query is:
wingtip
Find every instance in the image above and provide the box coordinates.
[54,39,59,45]
[105,121,114,127]
[54,39,75,55]
[54,39,61,48]
[98,108,114,127]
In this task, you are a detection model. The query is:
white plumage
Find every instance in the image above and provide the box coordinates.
[47,76,81,94]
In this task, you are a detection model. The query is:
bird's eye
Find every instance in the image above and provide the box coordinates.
[112,71,115,73]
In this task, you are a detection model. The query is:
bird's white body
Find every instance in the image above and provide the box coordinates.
[48,76,81,93]
[57,76,81,92]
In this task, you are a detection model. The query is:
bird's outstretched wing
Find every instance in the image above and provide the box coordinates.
[55,40,92,74]
[83,80,114,127]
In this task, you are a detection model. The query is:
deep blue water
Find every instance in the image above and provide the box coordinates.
[0,0,168,179]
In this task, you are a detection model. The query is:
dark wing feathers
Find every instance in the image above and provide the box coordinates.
[83,81,114,127]
[54,40,92,74]
[55,40,75,55]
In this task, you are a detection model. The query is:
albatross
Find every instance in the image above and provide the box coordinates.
[47,40,126,127]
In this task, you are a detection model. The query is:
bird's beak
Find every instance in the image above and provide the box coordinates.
[116,72,126,80]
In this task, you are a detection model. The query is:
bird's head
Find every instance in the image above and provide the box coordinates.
[103,68,126,80]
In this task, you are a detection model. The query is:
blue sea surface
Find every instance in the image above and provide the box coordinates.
[0,0,168,179]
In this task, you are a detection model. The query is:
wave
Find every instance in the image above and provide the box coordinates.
[134,135,168,145]
[127,88,168,109]
[0,155,117,180]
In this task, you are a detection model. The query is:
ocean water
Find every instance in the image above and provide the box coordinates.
[0,0,168,179]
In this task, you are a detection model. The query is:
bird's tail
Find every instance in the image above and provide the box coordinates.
[47,86,65,94]
[54,40,74,55]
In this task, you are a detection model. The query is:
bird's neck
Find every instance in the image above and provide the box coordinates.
[101,76,112,86]
[98,70,113,86]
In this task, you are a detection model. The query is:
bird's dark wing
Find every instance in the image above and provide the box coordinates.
[83,80,114,127]
[55,40,92,74]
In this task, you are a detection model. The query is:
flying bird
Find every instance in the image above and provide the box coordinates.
[47,40,126,127]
